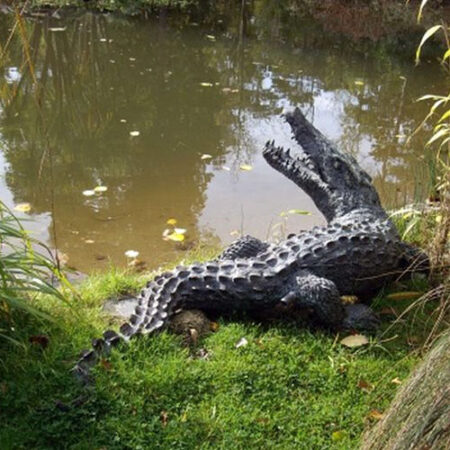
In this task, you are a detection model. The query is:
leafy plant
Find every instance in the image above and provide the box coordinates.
[0,201,66,343]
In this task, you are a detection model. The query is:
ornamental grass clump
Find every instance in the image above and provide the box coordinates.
[0,201,65,343]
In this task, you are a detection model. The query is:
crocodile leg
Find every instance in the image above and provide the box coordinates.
[281,270,345,329]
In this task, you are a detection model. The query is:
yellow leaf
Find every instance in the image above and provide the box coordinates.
[340,334,369,348]
[82,190,95,197]
[240,164,253,171]
[14,203,31,213]
[287,209,311,215]
[340,295,358,304]
[368,409,384,420]
[165,232,185,242]
[200,82,213,87]
[386,291,422,301]
[435,215,442,224]
[201,154,212,160]
[167,218,177,225]
[129,131,140,137]
[94,186,108,193]
[331,431,345,442]
[391,377,402,385]
[84,239,95,244]
[354,80,364,86]
[416,25,442,64]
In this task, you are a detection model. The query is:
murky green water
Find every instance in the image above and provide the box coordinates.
[0,9,446,272]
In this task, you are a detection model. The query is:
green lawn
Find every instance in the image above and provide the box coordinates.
[0,267,427,450]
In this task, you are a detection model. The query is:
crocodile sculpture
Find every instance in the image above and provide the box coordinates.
[73,108,427,382]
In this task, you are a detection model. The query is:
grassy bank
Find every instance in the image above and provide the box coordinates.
[0,254,438,449]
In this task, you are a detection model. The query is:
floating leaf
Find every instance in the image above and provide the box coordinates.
[163,230,185,242]
[340,334,369,348]
[200,82,214,87]
[82,190,96,197]
[206,34,216,41]
[84,239,95,244]
[94,186,108,193]
[201,154,212,160]
[14,203,31,213]
[386,291,422,301]
[120,119,127,123]
[166,218,177,225]
[129,131,140,137]
[240,164,253,171]
[235,337,248,348]
[354,80,364,86]
[125,250,139,258]
[283,209,311,216]
[49,27,66,32]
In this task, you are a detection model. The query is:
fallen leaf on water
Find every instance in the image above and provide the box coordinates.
[354,80,364,86]
[235,337,248,348]
[120,119,127,123]
[368,409,384,420]
[84,239,95,244]
[29,334,49,349]
[391,377,402,385]
[201,154,212,160]
[222,87,231,93]
[288,209,311,215]
[206,34,216,41]
[386,291,422,301]
[200,82,213,87]
[240,164,253,171]
[82,190,96,197]
[166,218,177,225]
[357,379,373,392]
[160,411,169,427]
[340,334,369,348]
[129,131,140,137]
[94,186,108,193]
[49,27,66,32]
[341,295,359,304]
[129,57,136,61]
[163,229,185,242]
[124,250,139,258]
[99,38,107,42]
[14,203,31,213]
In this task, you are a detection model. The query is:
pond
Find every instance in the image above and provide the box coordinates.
[0,6,446,273]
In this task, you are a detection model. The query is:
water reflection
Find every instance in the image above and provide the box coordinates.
[0,10,445,272]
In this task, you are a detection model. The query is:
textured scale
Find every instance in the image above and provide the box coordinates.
[73,108,428,383]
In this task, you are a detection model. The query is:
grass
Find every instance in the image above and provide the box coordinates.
[0,259,435,450]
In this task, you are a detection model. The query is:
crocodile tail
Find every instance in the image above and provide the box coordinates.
[72,271,183,384]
